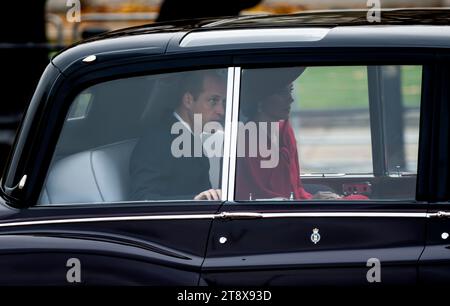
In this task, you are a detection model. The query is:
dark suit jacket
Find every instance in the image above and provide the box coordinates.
[130,114,211,201]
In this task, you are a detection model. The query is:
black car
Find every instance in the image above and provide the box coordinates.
[0,8,450,286]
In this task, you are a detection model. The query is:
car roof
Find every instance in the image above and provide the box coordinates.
[52,8,450,71]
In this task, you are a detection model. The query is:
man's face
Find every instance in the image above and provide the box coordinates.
[191,75,226,126]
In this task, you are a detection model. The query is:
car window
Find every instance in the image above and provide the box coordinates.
[384,65,421,175]
[294,66,372,174]
[67,91,93,120]
[39,68,229,205]
[235,65,422,201]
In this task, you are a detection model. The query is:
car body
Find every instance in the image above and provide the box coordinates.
[0,8,450,286]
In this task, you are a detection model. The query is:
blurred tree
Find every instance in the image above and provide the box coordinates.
[157,0,262,22]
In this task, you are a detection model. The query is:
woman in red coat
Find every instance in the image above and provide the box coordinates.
[235,67,367,201]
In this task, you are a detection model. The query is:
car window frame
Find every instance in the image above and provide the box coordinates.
[3,47,441,208]
[231,63,422,203]
[228,47,437,204]
[6,53,234,208]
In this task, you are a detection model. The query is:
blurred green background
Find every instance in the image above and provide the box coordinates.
[295,65,422,110]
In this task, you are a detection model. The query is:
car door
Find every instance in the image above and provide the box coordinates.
[418,60,450,285]
[201,58,431,286]
[420,207,450,285]
[0,60,233,285]
[0,202,218,285]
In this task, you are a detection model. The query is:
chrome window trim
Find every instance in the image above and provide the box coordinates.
[259,212,427,218]
[221,67,237,201]
[226,67,241,201]
[0,214,217,228]
[179,28,330,47]
[0,211,429,228]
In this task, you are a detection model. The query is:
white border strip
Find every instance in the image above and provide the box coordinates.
[0,211,427,228]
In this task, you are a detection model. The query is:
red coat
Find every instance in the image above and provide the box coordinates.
[235,120,367,201]
[236,120,312,200]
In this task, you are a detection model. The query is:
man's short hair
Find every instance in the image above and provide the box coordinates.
[179,69,227,100]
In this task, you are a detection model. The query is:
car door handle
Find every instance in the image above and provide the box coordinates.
[216,212,263,220]
[427,211,450,218]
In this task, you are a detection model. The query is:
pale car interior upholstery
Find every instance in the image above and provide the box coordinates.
[39,136,222,204]
[39,139,137,204]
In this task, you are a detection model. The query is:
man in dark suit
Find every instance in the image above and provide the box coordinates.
[130,70,226,201]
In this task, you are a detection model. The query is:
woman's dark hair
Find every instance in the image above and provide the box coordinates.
[240,67,306,118]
